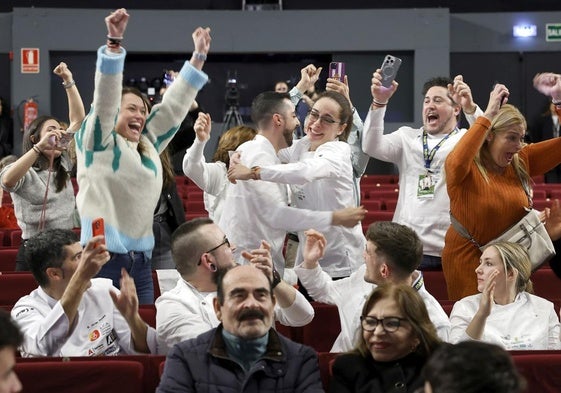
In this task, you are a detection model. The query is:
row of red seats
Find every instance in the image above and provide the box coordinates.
[13,349,561,393]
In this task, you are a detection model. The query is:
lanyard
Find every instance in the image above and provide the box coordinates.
[422,128,458,170]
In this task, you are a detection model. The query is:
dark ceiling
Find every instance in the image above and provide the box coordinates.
[2,0,561,13]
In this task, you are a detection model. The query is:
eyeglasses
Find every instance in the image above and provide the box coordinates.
[205,236,230,254]
[360,315,406,333]
[307,110,341,126]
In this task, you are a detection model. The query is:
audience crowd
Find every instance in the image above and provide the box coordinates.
[3,7,561,393]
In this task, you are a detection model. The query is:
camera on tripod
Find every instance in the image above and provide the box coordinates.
[222,70,243,133]
[225,76,240,107]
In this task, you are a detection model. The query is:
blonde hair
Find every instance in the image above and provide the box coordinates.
[212,126,257,167]
[474,104,529,185]
[483,241,533,294]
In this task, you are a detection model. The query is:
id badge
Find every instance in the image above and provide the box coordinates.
[417,173,436,199]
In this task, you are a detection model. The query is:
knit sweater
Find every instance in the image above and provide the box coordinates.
[76,46,207,254]
[443,112,561,300]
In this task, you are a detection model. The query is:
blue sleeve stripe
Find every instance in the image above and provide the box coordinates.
[96,46,127,75]
[179,61,209,90]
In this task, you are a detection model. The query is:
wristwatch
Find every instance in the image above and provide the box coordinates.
[271,268,281,289]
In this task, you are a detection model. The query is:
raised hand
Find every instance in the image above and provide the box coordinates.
[302,229,327,267]
[483,83,509,120]
[194,112,212,142]
[326,75,353,107]
[74,235,110,282]
[478,269,498,318]
[545,199,561,241]
[192,27,211,55]
[371,68,398,106]
[53,62,73,85]
[449,75,477,114]
[110,269,139,322]
[533,72,561,101]
[242,240,274,282]
[296,64,322,94]
[105,8,129,39]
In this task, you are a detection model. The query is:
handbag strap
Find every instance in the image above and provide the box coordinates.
[516,168,533,209]
[450,167,533,247]
[449,212,482,248]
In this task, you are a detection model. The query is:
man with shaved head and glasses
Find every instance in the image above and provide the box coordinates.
[155,217,314,354]
[362,73,483,270]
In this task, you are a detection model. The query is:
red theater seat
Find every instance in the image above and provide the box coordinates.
[531,269,561,301]
[422,270,448,301]
[139,304,157,328]
[301,302,341,353]
[15,360,144,393]
[512,352,561,393]
[0,272,37,306]
[318,352,339,392]
[0,248,18,271]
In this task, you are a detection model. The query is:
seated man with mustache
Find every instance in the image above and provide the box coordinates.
[157,264,324,392]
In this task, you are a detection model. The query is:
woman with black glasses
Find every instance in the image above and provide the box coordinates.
[330,283,441,393]
[228,90,365,280]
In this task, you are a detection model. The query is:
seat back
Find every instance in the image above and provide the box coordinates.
[300,302,341,352]
[513,352,561,393]
[0,273,37,306]
[0,248,18,272]
[15,360,144,393]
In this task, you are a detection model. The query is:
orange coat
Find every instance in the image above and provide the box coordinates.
[443,112,561,300]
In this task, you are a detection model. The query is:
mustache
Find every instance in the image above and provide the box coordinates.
[238,309,265,321]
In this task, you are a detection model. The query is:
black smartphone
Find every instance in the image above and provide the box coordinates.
[380,55,402,88]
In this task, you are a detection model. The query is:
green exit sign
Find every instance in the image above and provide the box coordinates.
[546,24,561,41]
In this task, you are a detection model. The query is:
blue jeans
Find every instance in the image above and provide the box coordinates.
[96,251,154,304]
[419,255,442,270]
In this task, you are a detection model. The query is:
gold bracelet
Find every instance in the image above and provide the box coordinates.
[250,166,260,180]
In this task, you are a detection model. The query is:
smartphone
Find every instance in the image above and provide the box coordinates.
[92,218,105,248]
[48,131,76,149]
[492,81,508,108]
[380,55,402,88]
[56,130,76,149]
[329,62,346,82]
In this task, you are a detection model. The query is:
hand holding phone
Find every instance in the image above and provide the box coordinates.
[329,62,345,82]
[492,82,508,108]
[380,55,402,88]
[92,218,106,248]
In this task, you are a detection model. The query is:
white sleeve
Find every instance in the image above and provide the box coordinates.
[259,143,349,185]
[293,264,350,305]
[547,303,561,350]
[11,299,71,357]
[273,290,314,327]
[183,139,228,196]
[463,105,484,127]
[449,300,476,343]
[362,107,403,162]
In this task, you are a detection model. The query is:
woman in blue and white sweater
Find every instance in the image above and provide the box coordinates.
[76,8,210,303]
